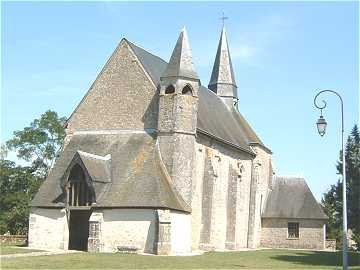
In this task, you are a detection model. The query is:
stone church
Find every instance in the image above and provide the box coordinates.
[29,26,328,254]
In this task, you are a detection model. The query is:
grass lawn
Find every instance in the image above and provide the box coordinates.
[1,249,360,269]
[0,244,43,255]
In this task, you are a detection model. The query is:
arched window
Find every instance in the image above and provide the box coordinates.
[67,164,93,206]
[165,85,175,94]
[182,85,193,95]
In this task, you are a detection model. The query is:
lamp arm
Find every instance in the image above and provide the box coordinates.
[313,89,347,270]
[313,89,344,132]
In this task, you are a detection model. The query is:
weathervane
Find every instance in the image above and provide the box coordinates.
[220,12,228,27]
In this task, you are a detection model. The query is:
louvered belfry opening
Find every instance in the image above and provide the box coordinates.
[68,164,92,206]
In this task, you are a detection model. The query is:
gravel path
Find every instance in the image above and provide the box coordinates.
[1,249,80,259]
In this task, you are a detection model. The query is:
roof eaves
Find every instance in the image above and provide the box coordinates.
[249,142,273,154]
[197,128,256,157]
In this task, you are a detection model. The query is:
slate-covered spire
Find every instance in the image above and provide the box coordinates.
[208,26,238,108]
[161,27,199,80]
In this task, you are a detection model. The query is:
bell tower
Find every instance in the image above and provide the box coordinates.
[157,27,200,206]
[208,26,238,108]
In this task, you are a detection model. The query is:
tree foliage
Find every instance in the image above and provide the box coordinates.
[1,110,66,234]
[6,110,66,177]
[322,125,360,250]
[0,160,42,234]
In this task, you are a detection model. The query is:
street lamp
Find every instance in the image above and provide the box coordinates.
[313,89,348,270]
[316,113,327,137]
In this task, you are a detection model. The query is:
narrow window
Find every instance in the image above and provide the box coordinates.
[182,85,193,95]
[67,164,92,206]
[165,85,175,94]
[288,222,299,238]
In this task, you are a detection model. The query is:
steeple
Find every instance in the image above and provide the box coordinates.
[161,27,199,81]
[208,26,238,108]
[157,27,200,217]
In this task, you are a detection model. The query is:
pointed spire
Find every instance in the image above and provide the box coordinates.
[161,27,199,80]
[209,26,237,89]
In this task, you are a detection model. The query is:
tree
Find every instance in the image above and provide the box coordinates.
[322,125,360,250]
[1,110,66,234]
[0,160,41,234]
[6,110,66,177]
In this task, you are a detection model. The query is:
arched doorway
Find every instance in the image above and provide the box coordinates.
[67,164,93,251]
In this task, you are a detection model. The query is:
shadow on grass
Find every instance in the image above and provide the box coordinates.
[271,250,360,267]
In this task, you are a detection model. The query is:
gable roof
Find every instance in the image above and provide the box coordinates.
[75,151,111,183]
[262,176,328,220]
[127,40,269,154]
[31,133,190,212]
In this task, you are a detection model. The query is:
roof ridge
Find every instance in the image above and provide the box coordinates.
[125,38,168,64]
[77,150,111,161]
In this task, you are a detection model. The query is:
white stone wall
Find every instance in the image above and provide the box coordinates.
[191,144,205,251]
[235,158,252,248]
[193,136,254,251]
[100,209,156,253]
[248,145,272,248]
[210,146,229,250]
[261,218,326,250]
[170,211,192,254]
[28,208,68,250]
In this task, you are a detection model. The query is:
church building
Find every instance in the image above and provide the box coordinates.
[28,26,328,254]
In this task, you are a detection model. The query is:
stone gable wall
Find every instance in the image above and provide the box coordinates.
[260,218,326,250]
[67,40,159,132]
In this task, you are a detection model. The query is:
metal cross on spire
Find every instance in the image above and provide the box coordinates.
[220,12,228,28]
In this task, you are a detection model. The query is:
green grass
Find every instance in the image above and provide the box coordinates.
[1,249,360,269]
[0,244,43,255]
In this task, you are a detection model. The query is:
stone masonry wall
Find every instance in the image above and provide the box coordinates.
[193,135,254,251]
[100,209,156,253]
[247,145,272,248]
[170,211,192,254]
[260,218,326,250]
[67,40,159,132]
[28,208,68,250]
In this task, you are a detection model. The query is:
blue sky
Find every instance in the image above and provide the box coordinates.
[1,1,359,200]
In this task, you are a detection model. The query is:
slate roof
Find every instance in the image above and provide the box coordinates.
[127,40,269,154]
[262,176,328,220]
[31,133,190,212]
[76,151,111,183]
[32,38,271,210]
[208,27,237,88]
[160,27,199,80]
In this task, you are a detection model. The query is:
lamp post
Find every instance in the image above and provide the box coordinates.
[313,89,348,270]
